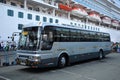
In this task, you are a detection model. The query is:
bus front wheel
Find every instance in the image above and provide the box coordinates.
[58,55,66,68]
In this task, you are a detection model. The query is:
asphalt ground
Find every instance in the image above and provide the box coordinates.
[0,53,120,80]
[0,51,16,66]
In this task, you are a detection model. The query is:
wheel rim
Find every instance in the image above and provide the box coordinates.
[99,51,103,59]
[60,57,66,66]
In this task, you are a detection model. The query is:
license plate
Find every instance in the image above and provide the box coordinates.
[20,61,26,65]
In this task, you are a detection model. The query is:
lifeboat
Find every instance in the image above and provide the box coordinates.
[58,3,72,11]
[71,8,88,17]
[111,20,119,26]
[88,11,101,22]
[101,16,111,24]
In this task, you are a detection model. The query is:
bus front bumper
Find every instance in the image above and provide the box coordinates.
[16,58,41,67]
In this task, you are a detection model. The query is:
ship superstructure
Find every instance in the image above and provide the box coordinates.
[0,0,120,42]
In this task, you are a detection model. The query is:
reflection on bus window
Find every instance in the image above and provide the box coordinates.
[18,27,39,50]
[41,29,53,50]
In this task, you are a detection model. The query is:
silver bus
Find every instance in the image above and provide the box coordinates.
[16,23,111,68]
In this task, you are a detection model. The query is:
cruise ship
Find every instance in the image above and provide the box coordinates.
[0,0,120,42]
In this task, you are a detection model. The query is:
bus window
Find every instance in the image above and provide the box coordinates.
[103,33,110,42]
[80,30,86,41]
[18,27,39,50]
[61,28,70,42]
[41,26,53,50]
[70,29,77,42]
[55,27,61,41]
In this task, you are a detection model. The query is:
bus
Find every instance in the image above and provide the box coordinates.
[16,22,112,68]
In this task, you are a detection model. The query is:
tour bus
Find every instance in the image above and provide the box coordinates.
[16,22,112,68]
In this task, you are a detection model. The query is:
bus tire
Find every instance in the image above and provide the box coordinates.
[58,54,66,68]
[99,50,104,59]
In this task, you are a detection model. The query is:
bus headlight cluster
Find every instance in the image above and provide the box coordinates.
[31,56,41,62]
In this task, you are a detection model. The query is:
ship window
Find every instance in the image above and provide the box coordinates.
[49,18,53,23]
[82,25,84,28]
[55,19,59,23]
[74,23,77,26]
[95,28,97,31]
[91,27,93,30]
[7,9,14,17]
[98,28,100,31]
[36,15,40,21]
[18,24,23,30]
[43,17,47,22]
[70,22,73,25]
[97,28,99,31]
[11,2,16,6]
[18,12,24,18]
[28,14,32,20]
[85,25,87,29]
[88,26,90,29]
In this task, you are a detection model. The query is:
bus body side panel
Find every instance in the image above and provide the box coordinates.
[17,41,111,67]
[51,42,111,64]
[68,42,99,63]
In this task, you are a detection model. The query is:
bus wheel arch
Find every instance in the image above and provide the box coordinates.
[57,53,69,68]
[99,49,105,59]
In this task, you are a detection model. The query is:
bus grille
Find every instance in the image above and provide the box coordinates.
[19,55,29,58]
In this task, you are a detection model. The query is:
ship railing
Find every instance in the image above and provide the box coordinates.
[32,0,58,8]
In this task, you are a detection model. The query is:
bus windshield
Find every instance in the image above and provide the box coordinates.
[18,27,39,50]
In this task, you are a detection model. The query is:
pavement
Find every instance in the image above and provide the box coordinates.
[0,53,120,80]
[0,50,16,67]
[0,50,16,56]
[0,51,118,67]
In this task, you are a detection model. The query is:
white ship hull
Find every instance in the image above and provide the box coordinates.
[0,3,120,42]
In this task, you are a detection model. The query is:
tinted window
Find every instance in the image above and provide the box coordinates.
[42,26,110,42]
[102,33,110,41]
[61,28,70,41]
[55,28,61,41]
[70,29,77,41]
[41,26,54,50]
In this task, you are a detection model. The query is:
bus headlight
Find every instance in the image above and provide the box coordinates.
[31,56,41,62]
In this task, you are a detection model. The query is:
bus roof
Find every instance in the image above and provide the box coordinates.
[23,22,110,35]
